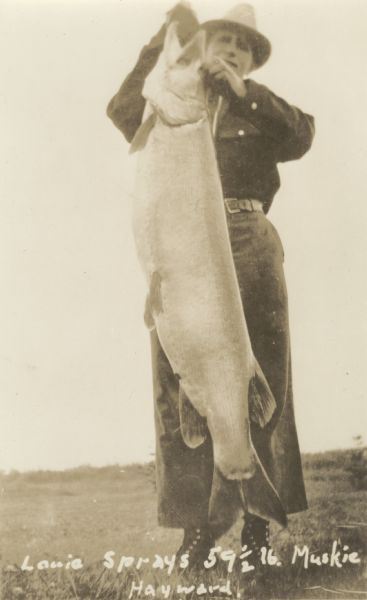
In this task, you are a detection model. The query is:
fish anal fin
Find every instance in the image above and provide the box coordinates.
[249,359,277,428]
[179,385,207,448]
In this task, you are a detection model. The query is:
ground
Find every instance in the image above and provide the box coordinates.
[1,449,366,599]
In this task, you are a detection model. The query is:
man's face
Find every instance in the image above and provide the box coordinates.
[206,28,253,77]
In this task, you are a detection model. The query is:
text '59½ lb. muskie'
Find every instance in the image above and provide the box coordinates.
[130,18,284,522]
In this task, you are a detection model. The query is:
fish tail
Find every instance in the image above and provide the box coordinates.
[240,443,288,528]
[249,359,277,428]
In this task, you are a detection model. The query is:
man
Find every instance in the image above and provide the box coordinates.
[107,3,315,566]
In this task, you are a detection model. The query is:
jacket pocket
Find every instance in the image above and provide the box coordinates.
[217,113,260,139]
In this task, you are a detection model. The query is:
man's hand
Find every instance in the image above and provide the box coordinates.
[203,57,247,98]
[166,2,199,44]
[147,2,198,50]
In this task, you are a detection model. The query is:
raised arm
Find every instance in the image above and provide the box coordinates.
[106,3,199,143]
[106,25,166,143]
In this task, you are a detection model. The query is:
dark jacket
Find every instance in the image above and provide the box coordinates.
[107,30,315,214]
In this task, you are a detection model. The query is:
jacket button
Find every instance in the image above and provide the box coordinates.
[251,102,258,110]
[238,129,245,136]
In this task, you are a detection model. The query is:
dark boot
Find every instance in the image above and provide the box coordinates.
[176,526,215,570]
[241,513,271,564]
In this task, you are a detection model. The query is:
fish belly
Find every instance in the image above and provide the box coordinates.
[133,118,256,479]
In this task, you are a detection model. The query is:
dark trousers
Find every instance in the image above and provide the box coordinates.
[151,211,307,529]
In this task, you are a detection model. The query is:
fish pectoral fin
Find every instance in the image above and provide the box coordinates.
[129,113,156,154]
[143,270,164,331]
[143,294,156,331]
[249,359,277,428]
[179,385,207,448]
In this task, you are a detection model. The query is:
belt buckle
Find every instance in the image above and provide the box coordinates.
[239,199,263,212]
[225,198,241,214]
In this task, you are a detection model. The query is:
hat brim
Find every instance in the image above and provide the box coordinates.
[200,19,271,70]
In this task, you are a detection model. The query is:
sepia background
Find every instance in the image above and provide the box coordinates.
[0,0,366,474]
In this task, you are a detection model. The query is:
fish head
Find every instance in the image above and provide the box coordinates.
[143,23,207,125]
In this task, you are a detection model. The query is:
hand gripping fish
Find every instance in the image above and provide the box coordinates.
[130,19,286,526]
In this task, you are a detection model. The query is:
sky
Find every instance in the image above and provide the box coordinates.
[0,0,366,472]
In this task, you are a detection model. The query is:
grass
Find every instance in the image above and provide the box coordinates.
[0,450,366,599]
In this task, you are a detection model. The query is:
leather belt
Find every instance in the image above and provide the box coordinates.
[224,198,264,214]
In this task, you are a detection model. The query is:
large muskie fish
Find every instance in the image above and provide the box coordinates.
[131,22,278,486]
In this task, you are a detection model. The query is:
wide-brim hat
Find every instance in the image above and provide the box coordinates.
[201,3,271,70]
